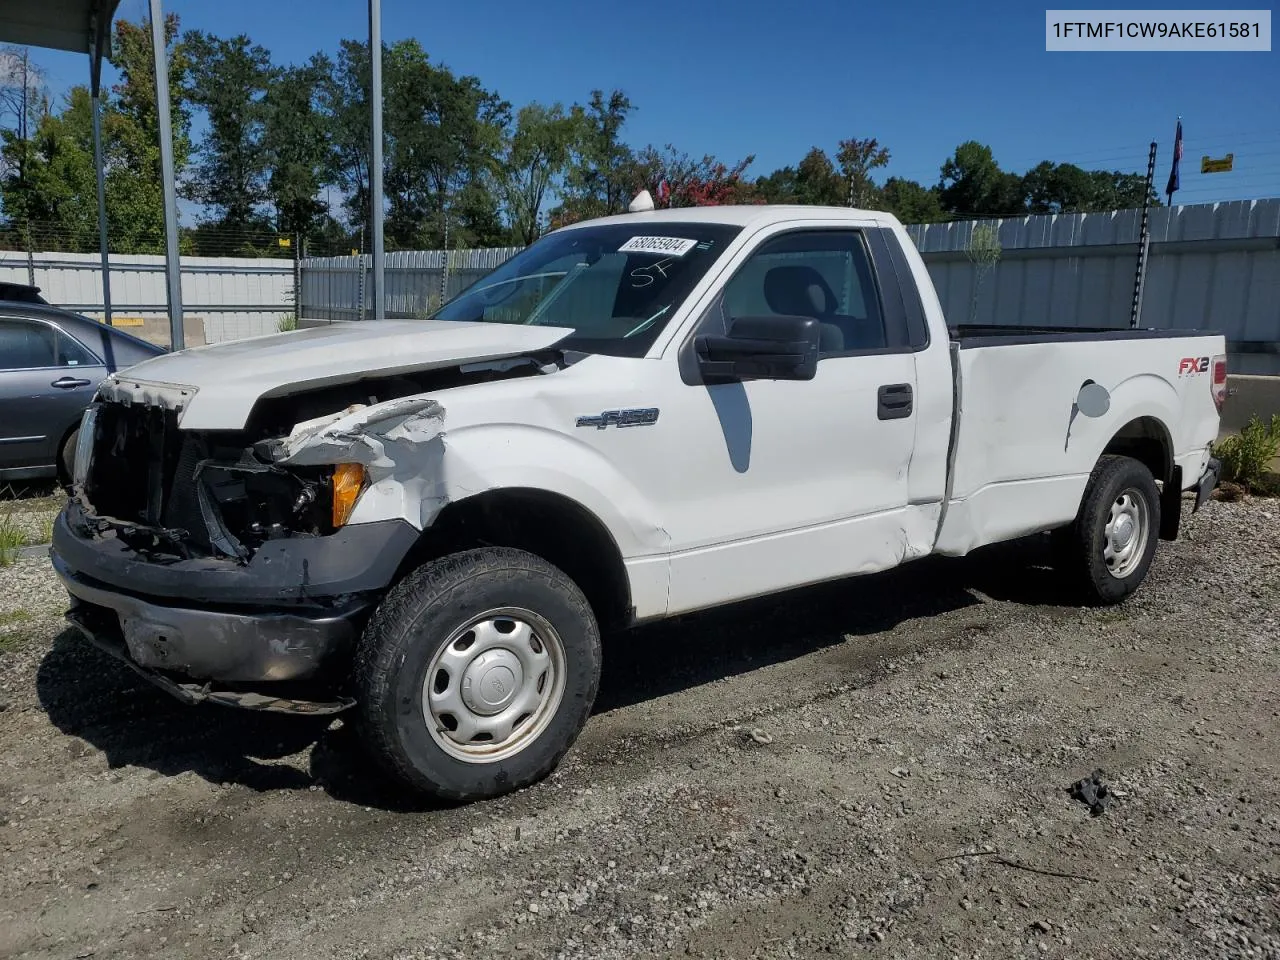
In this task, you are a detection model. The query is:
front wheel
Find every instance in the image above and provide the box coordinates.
[354,546,601,801]
[1051,455,1161,605]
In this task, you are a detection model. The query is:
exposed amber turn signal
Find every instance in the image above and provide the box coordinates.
[331,463,367,528]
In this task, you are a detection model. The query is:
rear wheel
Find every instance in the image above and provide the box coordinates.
[354,546,601,801]
[1051,455,1161,605]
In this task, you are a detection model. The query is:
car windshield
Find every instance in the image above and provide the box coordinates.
[429,222,742,356]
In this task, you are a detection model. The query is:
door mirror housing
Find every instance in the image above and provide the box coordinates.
[694,314,821,383]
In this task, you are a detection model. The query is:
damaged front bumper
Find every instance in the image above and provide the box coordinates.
[51,500,420,705]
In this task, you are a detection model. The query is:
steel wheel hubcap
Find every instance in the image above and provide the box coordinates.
[422,608,566,763]
[1103,489,1148,579]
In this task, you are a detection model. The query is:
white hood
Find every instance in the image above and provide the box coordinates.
[101,319,573,430]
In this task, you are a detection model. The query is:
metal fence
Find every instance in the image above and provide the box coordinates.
[0,249,295,345]
[299,248,523,322]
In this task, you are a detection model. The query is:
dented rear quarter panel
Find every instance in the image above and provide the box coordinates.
[935,332,1225,556]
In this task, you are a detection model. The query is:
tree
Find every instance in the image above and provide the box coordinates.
[555,89,635,225]
[0,46,48,228]
[755,165,798,203]
[794,147,845,205]
[1087,169,1158,211]
[881,177,946,223]
[183,31,274,237]
[836,137,890,208]
[939,141,1024,217]
[107,15,194,252]
[620,144,758,208]
[1,87,96,250]
[263,55,334,238]
[381,40,509,249]
[325,39,509,250]
[498,102,578,244]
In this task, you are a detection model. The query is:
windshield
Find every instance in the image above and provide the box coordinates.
[430,222,742,356]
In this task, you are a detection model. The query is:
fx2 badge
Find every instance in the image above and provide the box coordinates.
[576,408,660,430]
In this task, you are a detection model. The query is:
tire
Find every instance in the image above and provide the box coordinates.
[354,546,602,802]
[57,428,79,492]
[1052,455,1161,605]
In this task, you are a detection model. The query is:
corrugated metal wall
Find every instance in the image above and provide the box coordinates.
[906,198,1280,374]
[0,250,295,343]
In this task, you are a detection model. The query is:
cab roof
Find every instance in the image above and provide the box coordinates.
[561,204,903,232]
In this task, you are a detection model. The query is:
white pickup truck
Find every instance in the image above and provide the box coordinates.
[51,202,1226,801]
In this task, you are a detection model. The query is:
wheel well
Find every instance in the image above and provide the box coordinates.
[397,488,632,631]
[1101,417,1173,485]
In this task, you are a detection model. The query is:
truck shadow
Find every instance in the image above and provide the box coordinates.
[35,534,1073,811]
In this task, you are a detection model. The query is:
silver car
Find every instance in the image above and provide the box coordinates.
[0,290,164,485]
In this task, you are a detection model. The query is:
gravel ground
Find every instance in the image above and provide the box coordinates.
[0,497,1277,960]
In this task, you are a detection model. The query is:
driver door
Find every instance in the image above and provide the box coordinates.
[654,226,920,614]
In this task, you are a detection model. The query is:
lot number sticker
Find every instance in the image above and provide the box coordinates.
[618,236,698,257]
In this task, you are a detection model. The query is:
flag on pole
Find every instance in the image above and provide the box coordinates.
[1165,118,1183,203]
[656,178,670,205]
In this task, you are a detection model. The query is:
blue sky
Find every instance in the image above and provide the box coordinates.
[31,0,1280,208]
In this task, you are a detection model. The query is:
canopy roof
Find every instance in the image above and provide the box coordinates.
[0,0,122,91]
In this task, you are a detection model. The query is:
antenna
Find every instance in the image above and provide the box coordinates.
[628,190,655,213]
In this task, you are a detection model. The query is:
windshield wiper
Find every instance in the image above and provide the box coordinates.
[624,304,672,338]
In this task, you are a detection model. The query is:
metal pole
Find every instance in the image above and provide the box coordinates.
[150,0,184,350]
[1129,141,1157,330]
[91,93,113,326]
[439,205,449,307]
[368,0,385,321]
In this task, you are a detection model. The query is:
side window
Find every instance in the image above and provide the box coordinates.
[0,318,58,370]
[57,331,101,367]
[721,230,888,355]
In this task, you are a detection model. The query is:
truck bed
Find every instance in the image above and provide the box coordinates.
[934,326,1225,557]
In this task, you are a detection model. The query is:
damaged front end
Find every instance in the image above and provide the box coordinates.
[72,385,450,566]
[51,359,546,707]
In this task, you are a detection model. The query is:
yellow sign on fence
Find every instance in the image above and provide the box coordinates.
[112,316,145,327]
[277,236,292,248]
[1201,154,1234,174]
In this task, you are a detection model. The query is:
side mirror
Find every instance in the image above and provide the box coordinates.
[694,314,821,383]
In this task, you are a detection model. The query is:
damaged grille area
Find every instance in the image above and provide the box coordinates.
[74,357,553,562]
[80,402,334,561]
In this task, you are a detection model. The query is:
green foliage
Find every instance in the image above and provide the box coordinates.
[183,31,274,231]
[0,504,25,566]
[1214,415,1280,493]
[263,56,333,237]
[835,137,890,208]
[277,312,297,332]
[881,177,946,222]
[964,222,1002,324]
[553,89,635,225]
[499,103,582,244]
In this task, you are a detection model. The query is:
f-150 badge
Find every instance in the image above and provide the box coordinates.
[576,408,660,429]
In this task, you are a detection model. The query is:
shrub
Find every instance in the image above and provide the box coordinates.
[1213,414,1280,494]
[277,313,298,332]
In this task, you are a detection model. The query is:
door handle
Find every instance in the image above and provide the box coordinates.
[51,377,92,389]
[877,383,913,420]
